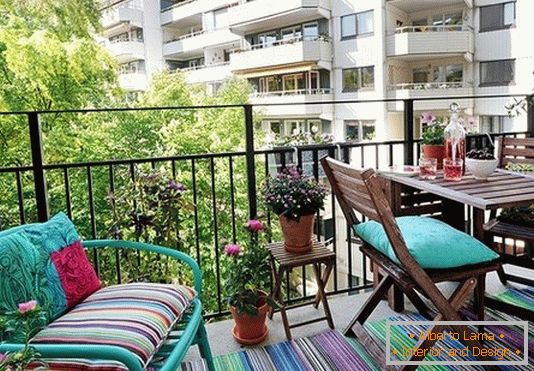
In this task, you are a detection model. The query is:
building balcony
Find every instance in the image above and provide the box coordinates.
[251,89,333,118]
[181,62,233,84]
[163,29,240,58]
[107,40,145,63]
[387,82,474,111]
[386,27,474,61]
[118,72,148,91]
[230,37,332,74]
[101,4,143,31]
[161,0,235,26]
[229,0,331,34]
[387,0,473,13]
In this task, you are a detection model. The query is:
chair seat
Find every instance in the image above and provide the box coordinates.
[31,283,196,368]
[354,216,500,269]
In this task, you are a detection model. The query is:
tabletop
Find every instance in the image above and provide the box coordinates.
[381,169,534,210]
[267,241,335,268]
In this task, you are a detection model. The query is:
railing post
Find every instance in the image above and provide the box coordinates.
[244,104,257,219]
[403,99,415,165]
[527,94,534,137]
[28,112,49,222]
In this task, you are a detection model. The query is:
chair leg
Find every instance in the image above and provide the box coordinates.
[404,288,433,320]
[344,275,394,336]
[474,273,486,335]
[197,320,215,371]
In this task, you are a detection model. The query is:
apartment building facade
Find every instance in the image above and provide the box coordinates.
[100,0,534,142]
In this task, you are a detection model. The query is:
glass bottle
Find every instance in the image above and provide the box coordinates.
[444,103,466,174]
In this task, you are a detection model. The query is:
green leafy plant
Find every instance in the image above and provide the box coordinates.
[420,112,446,145]
[263,167,327,220]
[0,301,48,371]
[224,220,278,315]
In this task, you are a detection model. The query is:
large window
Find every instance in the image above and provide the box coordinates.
[479,116,513,133]
[342,66,374,92]
[480,59,515,86]
[341,10,374,39]
[345,120,376,142]
[480,2,515,32]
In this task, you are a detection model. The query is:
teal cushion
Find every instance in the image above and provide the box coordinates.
[354,216,499,269]
[0,231,66,322]
[21,212,81,254]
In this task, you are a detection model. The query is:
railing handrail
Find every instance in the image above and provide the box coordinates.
[233,35,331,53]
[164,29,206,43]
[389,82,469,90]
[109,37,144,44]
[1,94,530,116]
[179,61,230,72]
[251,88,332,97]
[393,24,465,34]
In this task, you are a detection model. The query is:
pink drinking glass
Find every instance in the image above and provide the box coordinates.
[444,158,463,182]
[419,158,437,180]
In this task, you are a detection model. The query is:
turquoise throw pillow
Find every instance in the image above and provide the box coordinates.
[354,216,499,269]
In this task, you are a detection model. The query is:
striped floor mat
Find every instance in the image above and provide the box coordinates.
[488,287,534,311]
[183,288,534,370]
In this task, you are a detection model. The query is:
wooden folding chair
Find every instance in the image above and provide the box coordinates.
[486,136,534,286]
[321,157,501,370]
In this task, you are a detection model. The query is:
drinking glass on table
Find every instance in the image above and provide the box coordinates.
[444,158,463,181]
[419,158,437,180]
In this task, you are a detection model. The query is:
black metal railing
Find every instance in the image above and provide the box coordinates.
[0,94,532,319]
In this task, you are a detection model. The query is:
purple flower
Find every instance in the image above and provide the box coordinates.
[224,244,241,257]
[420,112,436,125]
[245,219,264,233]
[167,180,185,192]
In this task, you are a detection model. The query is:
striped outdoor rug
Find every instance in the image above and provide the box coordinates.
[488,287,534,311]
[183,288,534,371]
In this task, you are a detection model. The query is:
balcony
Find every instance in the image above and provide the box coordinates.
[118,72,148,91]
[106,40,145,63]
[161,0,235,26]
[230,36,332,74]
[101,3,143,30]
[387,82,474,111]
[250,88,333,118]
[163,29,240,58]
[387,26,474,60]
[229,0,331,34]
[387,0,473,13]
[181,62,233,84]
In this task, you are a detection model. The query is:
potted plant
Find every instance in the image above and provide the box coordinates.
[465,149,498,180]
[224,220,277,345]
[420,112,446,168]
[263,167,327,253]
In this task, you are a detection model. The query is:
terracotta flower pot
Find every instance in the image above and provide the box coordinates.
[422,144,445,169]
[279,214,314,253]
[229,293,269,345]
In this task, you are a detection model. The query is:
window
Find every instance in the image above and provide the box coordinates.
[480,2,515,32]
[342,67,374,92]
[432,12,463,30]
[281,25,302,41]
[345,120,376,142]
[303,22,319,40]
[341,10,374,39]
[120,60,145,74]
[480,59,515,86]
[479,116,513,133]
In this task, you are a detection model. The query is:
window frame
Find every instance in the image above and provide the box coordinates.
[479,1,516,32]
[479,59,515,87]
[340,10,374,40]
[342,66,375,92]
[344,120,376,142]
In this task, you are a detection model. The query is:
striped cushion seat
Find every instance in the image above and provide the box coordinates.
[31,283,196,367]
[29,359,130,371]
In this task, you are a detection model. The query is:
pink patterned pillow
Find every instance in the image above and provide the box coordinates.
[50,241,101,308]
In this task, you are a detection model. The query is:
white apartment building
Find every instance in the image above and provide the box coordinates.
[100,0,534,142]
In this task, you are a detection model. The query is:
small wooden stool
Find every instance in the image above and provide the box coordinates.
[267,241,336,340]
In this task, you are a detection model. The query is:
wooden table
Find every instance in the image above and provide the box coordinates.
[267,241,335,340]
[381,169,534,314]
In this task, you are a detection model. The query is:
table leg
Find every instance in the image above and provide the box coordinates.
[472,208,486,242]
[314,262,333,309]
[442,199,466,232]
[313,263,335,329]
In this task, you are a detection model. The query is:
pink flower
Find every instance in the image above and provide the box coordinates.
[224,244,241,257]
[18,300,38,314]
[420,112,436,125]
[246,219,264,233]
[0,353,6,362]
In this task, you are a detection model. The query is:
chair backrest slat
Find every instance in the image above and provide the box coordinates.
[497,136,534,167]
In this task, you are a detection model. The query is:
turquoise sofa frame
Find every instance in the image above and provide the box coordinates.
[0,239,215,371]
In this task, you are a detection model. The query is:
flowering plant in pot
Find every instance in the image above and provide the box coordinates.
[224,220,278,345]
[263,167,327,253]
[421,112,446,168]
